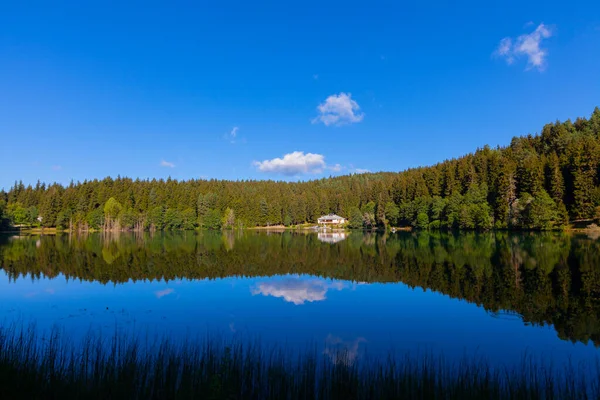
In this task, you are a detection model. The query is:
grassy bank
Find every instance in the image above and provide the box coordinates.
[0,325,598,399]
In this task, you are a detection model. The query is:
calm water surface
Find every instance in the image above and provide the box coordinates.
[1,231,599,368]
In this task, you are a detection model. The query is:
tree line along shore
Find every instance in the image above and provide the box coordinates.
[1,108,600,232]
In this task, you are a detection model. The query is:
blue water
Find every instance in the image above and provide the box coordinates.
[1,270,596,369]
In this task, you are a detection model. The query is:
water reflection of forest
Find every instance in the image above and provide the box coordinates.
[1,231,599,346]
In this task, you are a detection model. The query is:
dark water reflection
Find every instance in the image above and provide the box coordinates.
[0,230,599,367]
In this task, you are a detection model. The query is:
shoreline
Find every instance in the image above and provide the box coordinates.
[5,225,600,236]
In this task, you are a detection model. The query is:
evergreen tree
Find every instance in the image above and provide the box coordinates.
[385,201,400,227]
[416,212,429,230]
[525,190,561,230]
[348,207,364,229]
[204,209,222,230]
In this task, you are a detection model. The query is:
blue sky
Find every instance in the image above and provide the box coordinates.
[1,0,599,189]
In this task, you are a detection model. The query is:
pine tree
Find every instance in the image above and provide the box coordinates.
[547,152,565,205]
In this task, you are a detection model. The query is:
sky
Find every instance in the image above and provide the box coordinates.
[1,0,599,189]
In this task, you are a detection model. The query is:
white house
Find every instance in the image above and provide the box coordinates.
[317,214,346,225]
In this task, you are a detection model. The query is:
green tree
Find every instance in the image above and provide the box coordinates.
[458,205,475,229]
[222,208,235,229]
[473,204,493,230]
[511,193,534,228]
[164,208,183,230]
[376,192,389,227]
[524,190,561,230]
[39,186,62,228]
[547,152,564,204]
[259,198,269,225]
[120,209,138,230]
[197,193,218,228]
[148,206,165,230]
[385,201,400,226]
[416,212,429,230]
[204,209,222,230]
[348,207,364,229]
[181,208,197,230]
[7,203,28,226]
[430,196,446,224]
[443,193,462,229]
[55,210,70,229]
[104,197,123,230]
[0,199,9,229]
[26,206,39,226]
[361,201,376,228]
[86,208,104,230]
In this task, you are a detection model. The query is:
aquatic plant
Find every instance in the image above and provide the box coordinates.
[0,324,597,399]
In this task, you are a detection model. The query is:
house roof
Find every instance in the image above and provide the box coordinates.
[318,214,345,219]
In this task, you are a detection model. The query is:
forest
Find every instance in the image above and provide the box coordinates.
[1,108,599,231]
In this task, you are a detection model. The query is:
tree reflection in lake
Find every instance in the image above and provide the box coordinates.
[0,230,599,347]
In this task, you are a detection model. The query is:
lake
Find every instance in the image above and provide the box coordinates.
[1,230,599,371]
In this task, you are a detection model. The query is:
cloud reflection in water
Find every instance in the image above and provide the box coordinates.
[251,275,346,305]
[154,288,175,299]
[323,334,367,366]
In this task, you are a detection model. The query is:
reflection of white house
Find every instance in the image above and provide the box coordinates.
[317,214,346,225]
[318,232,348,244]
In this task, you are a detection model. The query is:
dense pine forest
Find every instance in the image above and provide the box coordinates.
[1,108,600,231]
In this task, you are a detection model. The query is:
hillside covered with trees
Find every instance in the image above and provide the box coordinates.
[1,108,600,231]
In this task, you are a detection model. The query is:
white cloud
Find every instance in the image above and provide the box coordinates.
[253,152,350,176]
[253,151,327,176]
[349,165,370,174]
[312,92,364,126]
[51,165,62,171]
[225,126,239,144]
[155,288,174,299]
[495,38,514,63]
[160,160,175,168]
[494,23,553,71]
[251,276,346,305]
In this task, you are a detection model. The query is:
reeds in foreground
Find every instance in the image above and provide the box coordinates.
[0,324,598,399]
